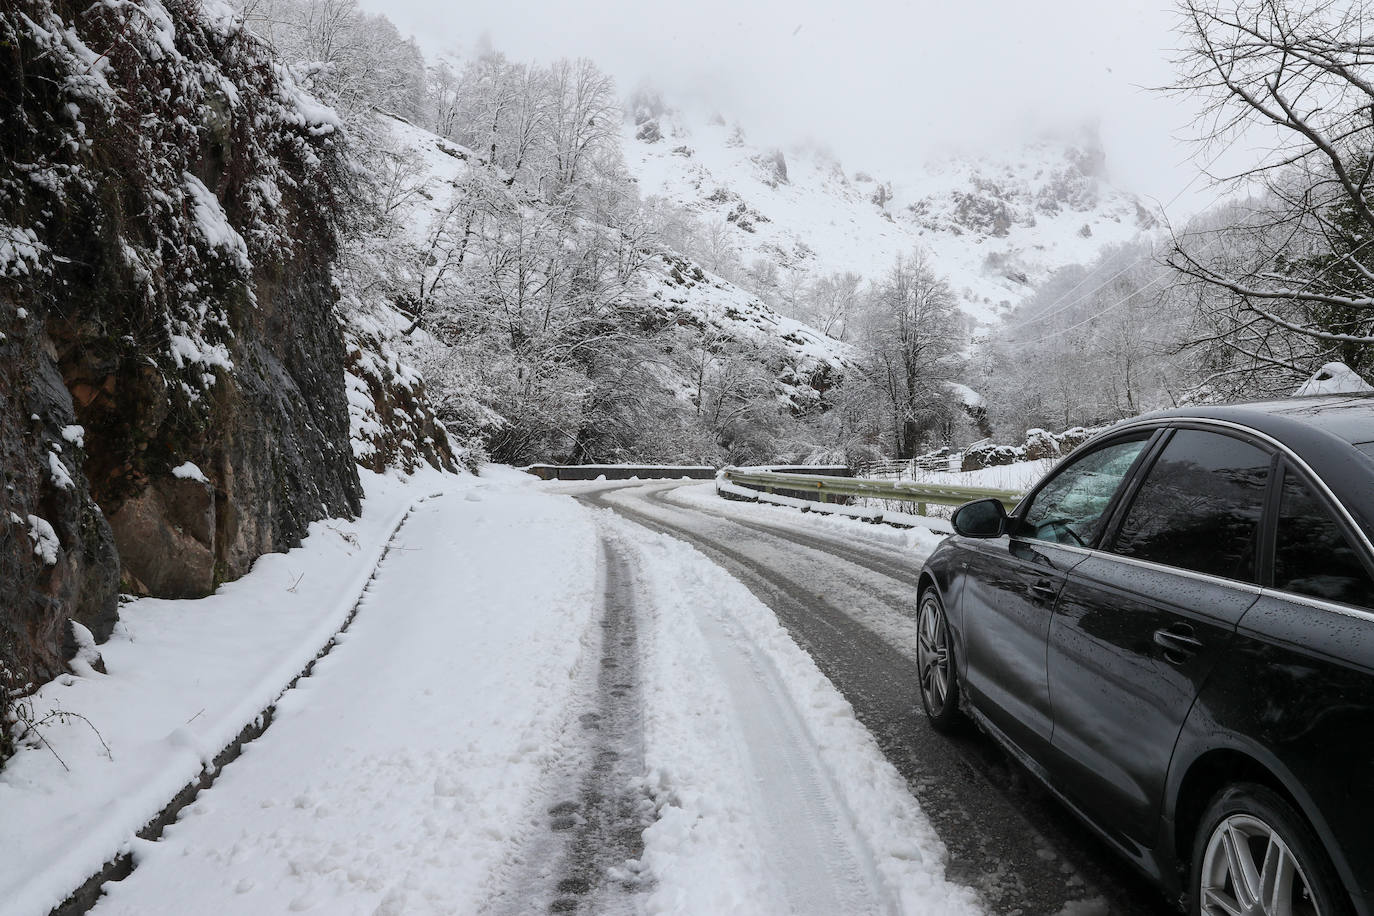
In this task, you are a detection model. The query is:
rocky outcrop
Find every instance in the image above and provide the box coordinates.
[2,0,364,723]
[0,309,120,691]
[961,425,1101,471]
[344,315,462,475]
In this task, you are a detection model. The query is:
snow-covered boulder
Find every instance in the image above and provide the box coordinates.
[1293,362,1374,397]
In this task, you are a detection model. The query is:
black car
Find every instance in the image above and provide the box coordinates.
[917,395,1374,916]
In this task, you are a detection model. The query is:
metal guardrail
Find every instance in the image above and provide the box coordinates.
[717,468,1023,516]
[855,453,963,479]
[525,464,717,481]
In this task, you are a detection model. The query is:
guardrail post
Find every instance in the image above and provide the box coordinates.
[917,501,927,516]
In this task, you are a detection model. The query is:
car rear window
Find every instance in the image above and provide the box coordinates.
[1274,469,1374,608]
[1110,429,1271,581]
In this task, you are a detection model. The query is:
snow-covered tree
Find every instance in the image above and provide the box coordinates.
[859,252,964,457]
[1169,0,1374,387]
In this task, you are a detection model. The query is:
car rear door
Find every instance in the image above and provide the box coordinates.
[1204,459,1374,908]
[961,433,1154,756]
[1045,427,1270,848]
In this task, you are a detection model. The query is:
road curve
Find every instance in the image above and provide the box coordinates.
[573,480,1176,916]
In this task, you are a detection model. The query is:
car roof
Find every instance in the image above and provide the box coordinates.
[1131,394,1374,452]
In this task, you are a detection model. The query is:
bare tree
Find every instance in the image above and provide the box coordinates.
[547,58,620,193]
[1169,0,1374,385]
[861,251,964,457]
[804,271,863,339]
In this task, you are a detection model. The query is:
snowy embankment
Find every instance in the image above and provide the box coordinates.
[0,469,448,916]
[84,468,601,915]
[673,483,950,555]
[900,459,1054,493]
[608,514,980,915]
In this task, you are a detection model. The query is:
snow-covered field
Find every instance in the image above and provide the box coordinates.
[1,468,982,916]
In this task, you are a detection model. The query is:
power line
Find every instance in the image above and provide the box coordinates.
[1001,130,1250,335]
[1018,233,1374,347]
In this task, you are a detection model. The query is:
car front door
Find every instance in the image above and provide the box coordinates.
[1046,427,1270,848]
[961,433,1153,756]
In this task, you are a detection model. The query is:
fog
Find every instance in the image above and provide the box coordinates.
[362,0,1255,217]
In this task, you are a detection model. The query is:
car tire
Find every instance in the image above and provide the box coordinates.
[1191,782,1351,916]
[917,589,963,733]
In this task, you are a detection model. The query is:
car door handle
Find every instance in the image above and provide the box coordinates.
[1153,626,1204,659]
[1029,580,1057,600]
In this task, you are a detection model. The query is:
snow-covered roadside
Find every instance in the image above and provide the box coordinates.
[82,469,602,915]
[604,513,981,915]
[668,482,950,557]
[0,467,452,916]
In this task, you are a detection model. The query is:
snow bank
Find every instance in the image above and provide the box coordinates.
[0,469,451,916]
[678,483,949,554]
[81,467,601,915]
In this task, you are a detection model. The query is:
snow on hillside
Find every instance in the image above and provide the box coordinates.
[383,115,857,411]
[625,106,1155,324]
[643,252,860,409]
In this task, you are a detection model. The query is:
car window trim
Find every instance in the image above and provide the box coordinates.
[1257,452,1283,588]
[1026,538,1265,596]
[1256,586,1374,624]
[1106,416,1374,568]
[1011,428,1163,548]
[1098,423,1276,586]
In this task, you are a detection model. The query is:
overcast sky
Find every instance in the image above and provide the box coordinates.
[360,0,1255,217]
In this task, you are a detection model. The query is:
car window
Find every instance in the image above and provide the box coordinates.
[1110,429,1270,581]
[1019,437,1148,546]
[1274,470,1374,608]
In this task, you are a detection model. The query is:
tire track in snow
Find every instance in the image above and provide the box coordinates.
[579,482,1172,916]
[489,535,653,915]
[685,586,884,915]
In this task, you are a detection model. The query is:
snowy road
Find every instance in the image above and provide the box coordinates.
[576,480,1176,916]
[11,471,1176,915]
[47,471,975,916]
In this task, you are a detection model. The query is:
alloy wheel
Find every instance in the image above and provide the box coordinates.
[1199,813,1320,916]
[917,595,950,712]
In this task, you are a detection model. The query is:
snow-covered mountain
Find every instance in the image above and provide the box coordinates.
[383,116,857,416]
[625,103,1156,323]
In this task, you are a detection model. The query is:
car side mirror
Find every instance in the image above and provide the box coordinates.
[952,498,1007,538]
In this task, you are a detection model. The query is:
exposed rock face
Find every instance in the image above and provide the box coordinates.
[1,1,362,714]
[345,316,461,475]
[107,475,217,598]
[0,312,120,686]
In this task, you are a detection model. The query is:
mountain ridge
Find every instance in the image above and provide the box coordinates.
[625,101,1156,323]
